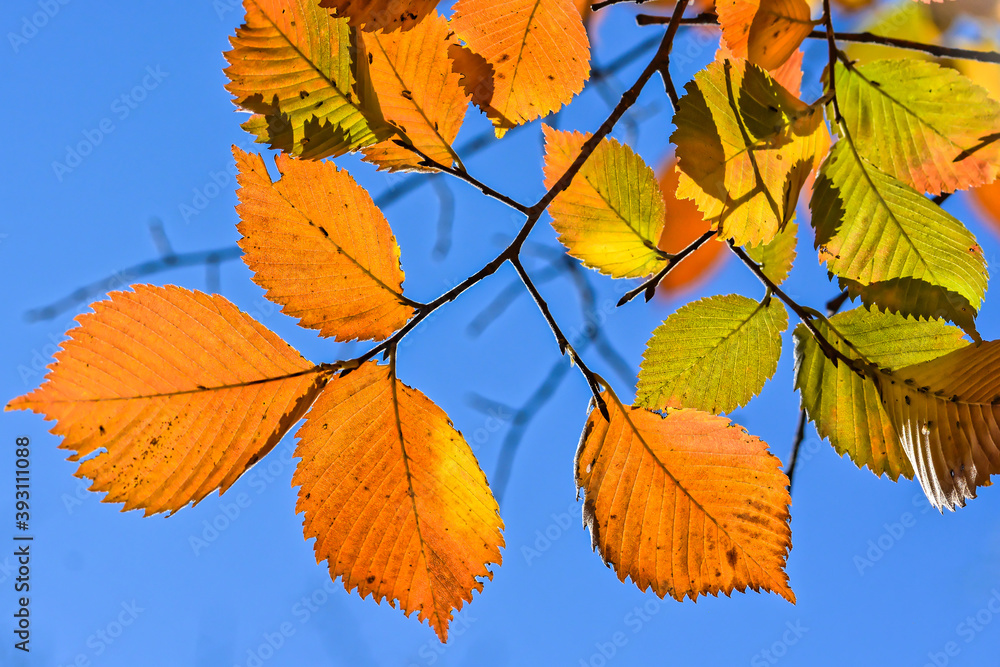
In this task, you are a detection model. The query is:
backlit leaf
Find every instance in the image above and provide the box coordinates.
[716,0,808,92]
[318,0,437,32]
[747,0,817,71]
[655,156,728,294]
[234,147,414,342]
[450,0,591,136]
[844,2,939,63]
[6,285,328,516]
[811,140,988,333]
[576,391,794,603]
[293,361,504,641]
[360,12,470,171]
[224,0,389,159]
[636,294,787,414]
[835,59,1000,194]
[543,127,670,278]
[880,340,1000,510]
[745,218,797,285]
[794,306,965,480]
[672,57,830,246]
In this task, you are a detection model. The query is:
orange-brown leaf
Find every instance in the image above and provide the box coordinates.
[716,0,808,91]
[293,361,504,641]
[747,0,816,70]
[361,12,470,171]
[655,156,727,294]
[234,147,414,342]
[6,285,327,516]
[450,0,591,135]
[318,0,437,31]
[575,391,794,603]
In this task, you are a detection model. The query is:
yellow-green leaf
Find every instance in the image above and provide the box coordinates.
[672,57,829,246]
[636,294,787,414]
[793,306,966,481]
[543,126,670,278]
[811,141,988,334]
[745,218,797,285]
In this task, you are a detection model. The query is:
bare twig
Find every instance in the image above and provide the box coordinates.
[617,229,717,306]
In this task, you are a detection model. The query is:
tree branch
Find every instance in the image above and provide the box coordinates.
[617,229,717,306]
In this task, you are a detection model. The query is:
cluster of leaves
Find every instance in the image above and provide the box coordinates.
[10,0,1000,643]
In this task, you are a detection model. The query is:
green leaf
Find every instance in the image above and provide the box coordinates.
[635,294,787,414]
[811,141,988,334]
[794,306,966,480]
[223,0,389,159]
[543,127,669,278]
[745,218,797,285]
[672,58,829,247]
[835,59,1000,195]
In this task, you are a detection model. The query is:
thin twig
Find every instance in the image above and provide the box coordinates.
[636,12,1000,63]
[510,257,609,418]
[617,229,717,306]
[728,242,859,371]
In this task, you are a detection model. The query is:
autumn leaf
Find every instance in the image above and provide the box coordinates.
[6,285,328,516]
[672,57,829,246]
[794,306,966,481]
[835,59,1000,194]
[972,179,1000,236]
[636,294,787,414]
[224,0,389,159]
[318,0,438,32]
[543,127,670,278]
[234,148,415,342]
[745,218,797,285]
[360,11,470,171]
[844,2,939,63]
[450,0,591,135]
[747,0,818,71]
[716,0,809,91]
[293,361,504,641]
[576,390,794,602]
[811,141,988,335]
[655,156,728,294]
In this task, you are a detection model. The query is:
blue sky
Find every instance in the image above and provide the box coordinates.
[3,1,1000,666]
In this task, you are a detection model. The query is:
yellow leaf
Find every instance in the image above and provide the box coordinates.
[234,147,415,342]
[6,285,328,516]
[672,57,830,246]
[223,0,389,159]
[450,0,591,136]
[543,127,670,278]
[293,361,504,641]
[576,391,794,602]
[747,0,817,70]
[318,0,438,32]
[361,12,470,171]
[745,218,797,285]
[880,340,1000,511]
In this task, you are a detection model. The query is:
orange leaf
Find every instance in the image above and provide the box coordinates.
[655,156,727,294]
[361,12,470,171]
[293,361,504,641]
[717,0,808,91]
[6,285,327,516]
[575,391,794,602]
[747,0,816,71]
[234,147,415,342]
[972,179,1000,235]
[318,0,438,31]
[450,0,591,136]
